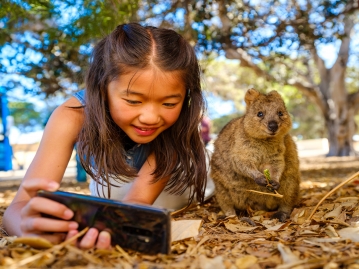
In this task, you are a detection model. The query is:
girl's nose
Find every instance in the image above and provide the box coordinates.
[138,105,160,125]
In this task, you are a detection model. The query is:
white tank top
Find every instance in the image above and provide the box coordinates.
[89,152,215,211]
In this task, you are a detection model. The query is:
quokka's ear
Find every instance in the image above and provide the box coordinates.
[245,88,260,106]
[267,90,282,99]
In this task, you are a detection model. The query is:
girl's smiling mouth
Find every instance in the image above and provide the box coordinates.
[133,126,158,136]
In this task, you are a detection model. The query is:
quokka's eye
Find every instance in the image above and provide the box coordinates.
[278,111,283,116]
[257,111,264,117]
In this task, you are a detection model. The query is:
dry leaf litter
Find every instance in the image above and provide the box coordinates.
[1,156,359,268]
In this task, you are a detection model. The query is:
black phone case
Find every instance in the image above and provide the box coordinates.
[37,190,171,254]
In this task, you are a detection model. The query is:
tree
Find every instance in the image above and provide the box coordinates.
[145,0,359,156]
[0,0,139,96]
[8,101,42,132]
[202,59,326,139]
[2,0,359,156]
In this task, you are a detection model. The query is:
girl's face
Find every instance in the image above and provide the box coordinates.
[107,68,186,144]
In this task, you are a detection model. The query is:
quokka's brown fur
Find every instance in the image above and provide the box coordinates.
[210,88,300,222]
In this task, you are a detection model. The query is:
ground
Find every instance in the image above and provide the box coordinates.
[1,156,359,268]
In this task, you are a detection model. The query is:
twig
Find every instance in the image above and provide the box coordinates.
[171,203,199,217]
[307,171,359,220]
[171,192,214,217]
[115,245,134,263]
[246,189,283,198]
[189,235,210,255]
[10,227,89,269]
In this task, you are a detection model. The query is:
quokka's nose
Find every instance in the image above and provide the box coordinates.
[268,121,278,132]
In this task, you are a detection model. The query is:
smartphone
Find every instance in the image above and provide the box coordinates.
[37,190,171,255]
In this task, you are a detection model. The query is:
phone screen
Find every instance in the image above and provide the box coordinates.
[37,190,171,254]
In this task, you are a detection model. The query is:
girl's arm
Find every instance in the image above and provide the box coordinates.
[3,97,84,241]
[122,153,169,204]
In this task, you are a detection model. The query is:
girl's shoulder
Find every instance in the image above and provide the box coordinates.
[62,95,85,108]
[46,97,85,141]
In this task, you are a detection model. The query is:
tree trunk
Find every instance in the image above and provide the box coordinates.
[325,110,356,156]
[315,16,357,157]
[217,10,358,156]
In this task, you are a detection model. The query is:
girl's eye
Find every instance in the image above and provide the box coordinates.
[163,103,176,108]
[125,99,141,105]
[278,111,283,116]
[257,111,264,117]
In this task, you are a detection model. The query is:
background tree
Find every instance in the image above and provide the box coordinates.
[145,0,359,156]
[203,59,326,138]
[1,0,358,156]
[8,101,43,132]
[0,0,139,95]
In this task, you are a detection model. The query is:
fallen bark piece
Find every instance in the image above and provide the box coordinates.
[277,242,300,264]
[323,205,343,219]
[171,219,203,242]
[308,171,359,220]
[337,227,359,242]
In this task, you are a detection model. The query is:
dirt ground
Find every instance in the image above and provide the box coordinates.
[1,156,359,268]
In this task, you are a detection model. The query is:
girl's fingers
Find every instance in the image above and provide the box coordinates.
[67,229,111,249]
[20,216,78,233]
[21,197,74,220]
[22,178,59,197]
[96,230,111,249]
[65,230,79,246]
[79,228,99,249]
[23,229,112,249]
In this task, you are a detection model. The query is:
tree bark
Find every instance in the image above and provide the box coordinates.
[315,16,356,156]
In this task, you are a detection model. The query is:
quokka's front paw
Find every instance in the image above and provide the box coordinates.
[270,180,280,190]
[224,209,236,217]
[254,175,268,187]
[271,211,289,222]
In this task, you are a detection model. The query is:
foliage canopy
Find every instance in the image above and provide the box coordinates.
[1,0,358,152]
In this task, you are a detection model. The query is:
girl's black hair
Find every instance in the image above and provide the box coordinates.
[77,23,207,204]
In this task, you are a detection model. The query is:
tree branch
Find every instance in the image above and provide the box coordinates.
[287,81,326,115]
[217,0,232,45]
[332,16,354,69]
[311,48,328,84]
[225,48,274,81]
[344,1,359,14]
[225,47,327,114]
[301,58,316,86]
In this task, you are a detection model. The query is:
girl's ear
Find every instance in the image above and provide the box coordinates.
[244,88,260,106]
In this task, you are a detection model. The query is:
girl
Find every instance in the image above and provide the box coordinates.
[3,23,213,249]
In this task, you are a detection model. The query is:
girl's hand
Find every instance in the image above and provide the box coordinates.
[66,229,112,249]
[20,178,78,243]
[20,178,111,249]
[20,195,78,243]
